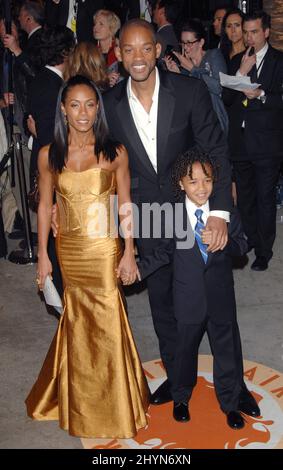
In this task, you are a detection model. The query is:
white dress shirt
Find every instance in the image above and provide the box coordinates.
[45,65,64,79]
[127,68,229,222]
[28,26,42,39]
[185,197,210,231]
[255,42,269,76]
[237,42,269,76]
[127,67,159,172]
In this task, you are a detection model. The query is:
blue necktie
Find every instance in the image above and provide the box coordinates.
[194,209,208,263]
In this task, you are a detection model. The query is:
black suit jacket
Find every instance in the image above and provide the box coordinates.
[27,67,63,179]
[105,1,140,23]
[45,0,104,42]
[103,71,232,214]
[223,45,283,160]
[138,205,247,325]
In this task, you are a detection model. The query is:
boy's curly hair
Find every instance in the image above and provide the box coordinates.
[172,147,218,201]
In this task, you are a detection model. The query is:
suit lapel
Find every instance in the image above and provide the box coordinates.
[175,202,205,267]
[157,74,175,174]
[257,46,277,89]
[115,82,157,179]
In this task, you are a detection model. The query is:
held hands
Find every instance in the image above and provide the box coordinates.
[239,46,256,76]
[116,251,141,285]
[204,216,228,253]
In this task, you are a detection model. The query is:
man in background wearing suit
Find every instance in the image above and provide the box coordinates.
[103,19,232,405]
[152,0,180,59]
[45,0,104,42]
[27,25,75,296]
[224,10,283,271]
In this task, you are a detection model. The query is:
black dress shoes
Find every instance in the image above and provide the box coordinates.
[251,256,268,271]
[173,402,190,422]
[238,391,261,417]
[150,379,172,405]
[226,411,245,430]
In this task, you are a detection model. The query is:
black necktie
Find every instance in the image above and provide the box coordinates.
[249,64,258,83]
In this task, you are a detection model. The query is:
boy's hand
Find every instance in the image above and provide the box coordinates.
[201,229,212,245]
[205,216,228,252]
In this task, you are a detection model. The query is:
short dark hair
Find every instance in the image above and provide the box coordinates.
[244,10,271,31]
[172,147,217,201]
[157,0,182,25]
[49,75,121,172]
[39,25,75,66]
[119,18,156,44]
[181,19,206,41]
[21,1,45,25]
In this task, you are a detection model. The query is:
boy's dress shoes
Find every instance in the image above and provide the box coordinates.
[251,256,268,271]
[173,402,190,422]
[226,411,245,430]
[150,379,172,405]
[238,391,261,417]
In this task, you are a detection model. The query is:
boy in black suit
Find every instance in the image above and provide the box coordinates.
[136,148,261,430]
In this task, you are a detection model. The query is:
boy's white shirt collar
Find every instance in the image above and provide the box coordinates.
[185,196,210,229]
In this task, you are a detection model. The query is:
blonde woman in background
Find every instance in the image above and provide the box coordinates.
[64,42,110,92]
[93,9,121,87]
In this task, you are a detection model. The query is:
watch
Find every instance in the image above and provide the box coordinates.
[260,93,266,104]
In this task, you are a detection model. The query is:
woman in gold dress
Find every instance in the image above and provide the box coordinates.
[25,75,150,439]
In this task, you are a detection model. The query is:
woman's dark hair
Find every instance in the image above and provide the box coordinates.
[181,18,206,42]
[49,75,121,172]
[172,147,218,201]
[220,8,245,57]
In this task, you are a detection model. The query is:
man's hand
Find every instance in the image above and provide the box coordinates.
[239,47,256,76]
[51,204,58,237]
[240,88,262,100]
[27,115,37,137]
[205,216,228,252]
[3,33,21,56]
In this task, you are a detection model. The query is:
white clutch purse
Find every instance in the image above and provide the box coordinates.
[42,276,63,314]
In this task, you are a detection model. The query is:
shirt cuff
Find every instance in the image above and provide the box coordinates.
[257,90,265,100]
[236,70,244,77]
[209,210,230,223]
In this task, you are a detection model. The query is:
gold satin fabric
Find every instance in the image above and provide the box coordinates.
[26,168,150,438]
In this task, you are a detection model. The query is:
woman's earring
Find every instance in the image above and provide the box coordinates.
[64,114,68,126]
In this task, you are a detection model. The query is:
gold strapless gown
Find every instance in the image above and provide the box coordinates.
[26,168,150,438]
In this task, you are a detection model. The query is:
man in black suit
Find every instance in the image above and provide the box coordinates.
[152,0,180,59]
[105,1,141,24]
[103,19,232,404]
[224,10,283,271]
[27,25,75,295]
[2,1,44,236]
[45,0,104,42]
[3,1,44,133]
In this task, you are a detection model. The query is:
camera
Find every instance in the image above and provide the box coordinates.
[164,45,181,67]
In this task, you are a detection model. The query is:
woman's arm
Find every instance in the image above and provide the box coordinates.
[191,49,227,96]
[115,145,138,285]
[37,145,54,289]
